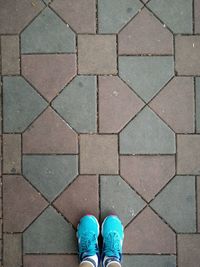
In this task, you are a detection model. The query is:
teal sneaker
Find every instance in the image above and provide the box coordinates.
[77,215,100,266]
[101,215,124,267]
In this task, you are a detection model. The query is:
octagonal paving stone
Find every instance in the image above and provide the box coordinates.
[196,78,200,133]
[3,76,48,133]
[123,255,176,267]
[119,56,174,102]
[23,155,78,201]
[21,7,76,53]
[23,206,77,253]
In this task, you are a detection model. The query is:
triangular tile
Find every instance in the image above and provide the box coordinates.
[3,76,48,132]
[23,206,76,253]
[149,77,195,133]
[23,155,78,201]
[120,106,175,154]
[22,54,76,101]
[150,176,196,232]
[119,8,173,55]
[3,175,48,232]
[54,175,99,227]
[23,107,78,154]
[119,56,174,102]
[21,7,75,53]
[120,155,175,202]
[124,207,176,253]
[100,175,146,226]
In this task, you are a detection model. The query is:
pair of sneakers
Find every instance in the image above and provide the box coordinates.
[77,215,124,267]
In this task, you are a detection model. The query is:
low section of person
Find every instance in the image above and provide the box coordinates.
[77,215,124,267]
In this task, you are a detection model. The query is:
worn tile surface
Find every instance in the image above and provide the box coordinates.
[0,0,199,264]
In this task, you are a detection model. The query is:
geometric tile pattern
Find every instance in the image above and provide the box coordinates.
[1,0,199,265]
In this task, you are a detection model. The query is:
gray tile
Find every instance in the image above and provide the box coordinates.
[4,234,22,267]
[98,0,143,33]
[147,0,193,33]
[196,78,200,133]
[3,76,47,133]
[100,175,146,226]
[23,155,78,201]
[21,7,75,53]
[23,206,77,253]
[151,176,196,232]
[119,56,174,102]
[52,75,97,133]
[123,255,176,267]
[120,106,175,154]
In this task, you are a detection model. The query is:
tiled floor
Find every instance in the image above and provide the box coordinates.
[0,0,200,266]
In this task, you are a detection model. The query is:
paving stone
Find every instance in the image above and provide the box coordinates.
[52,76,97,133]
[99,76,145,133]
[177,135,200,175]
[178,234,200,267]
[23,206,76,253]
[195,0,200,33]
[124,207,176,253]
[149,77,195,133]
[23,107,78,154]
[100,175,146,226]
[21,7,76,53]
[80,134,118,174]
[120,155,175,202]
[51,0,96,33]
[78,35,117,75]
[0,0,45,34]
[196,78,200,133]
[23,155,78,201]
[98,0,143,33]
[54,175,99,227]
[151,176,196,232]
[118,8,173,55]
[3,175,48,232]
[3,76,48,133]
[3,134,21,173]
[24,255,79,267]
[123,255,176,267]
[198,177,200,232]
[175,36,200,75]
[21,54,76,102]
[119,56,174,102]
[147,0,193,33]
[3,234,22,267]
[1,35,20,75]
[120,106,175,154]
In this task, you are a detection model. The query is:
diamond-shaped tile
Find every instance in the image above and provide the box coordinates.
[151,176,196,232]
[23,206,76,253]
[23,155,78,201]
[100,175,146,226]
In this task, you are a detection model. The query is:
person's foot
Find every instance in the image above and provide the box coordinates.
[101,215,124,267]
[77,215,100,267]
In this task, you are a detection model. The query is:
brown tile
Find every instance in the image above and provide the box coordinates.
[177,135,200,175]
[178,234,200,267]
[195,0,200,33]
[118,8,173,55]
[24,255,79,267]
[120,155,175,202]
[3,175,48,232]
[1,35,20,75]
[175,36,200,75]
[99,76,144,133]
[149,77,195,133]
[198,177,200,232]
[51,0,96,33]
[21,54,76,102]
[78,35,117,74]
[124,207,176,253]
[3,134,21,174]
[23,107,78,154]
[80,134,118,174]
[3,234,22,267]
[54,175,99,227]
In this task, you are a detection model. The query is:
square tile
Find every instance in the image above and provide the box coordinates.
[80,134,118,174]
[78,34,117,74]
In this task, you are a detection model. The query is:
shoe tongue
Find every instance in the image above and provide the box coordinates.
[104,256,120,267]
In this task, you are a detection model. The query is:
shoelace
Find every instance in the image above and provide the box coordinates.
[103,232,121,259]
[79,232,98,257]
